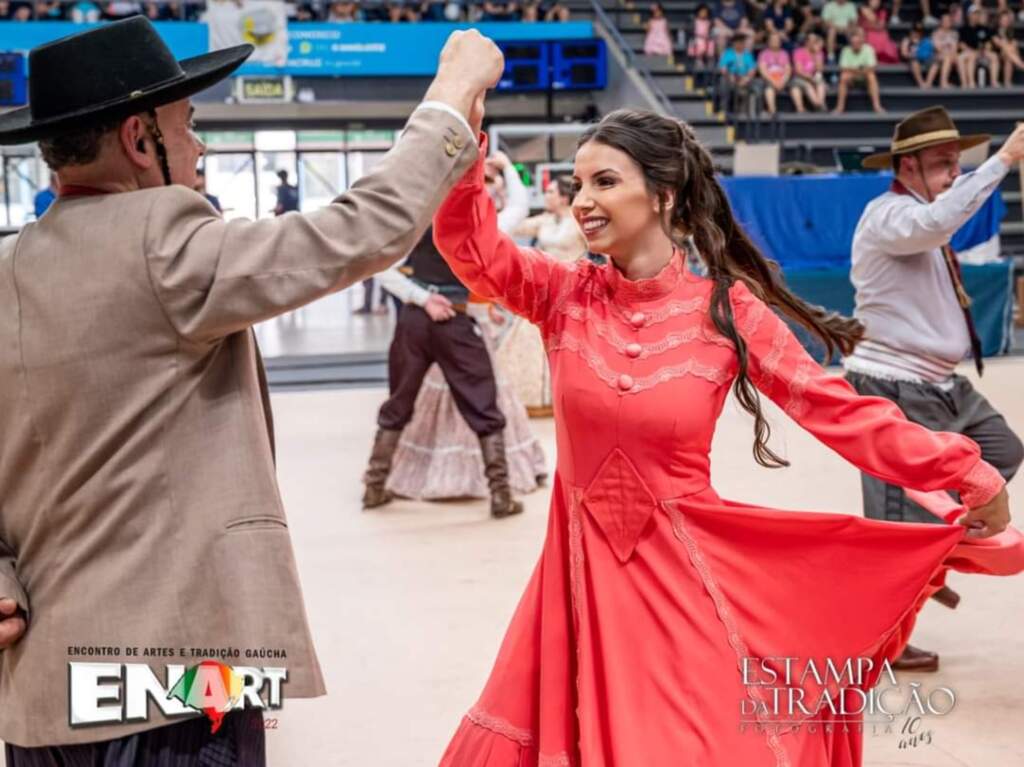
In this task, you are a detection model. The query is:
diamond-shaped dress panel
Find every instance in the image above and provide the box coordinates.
[581,448,658,563]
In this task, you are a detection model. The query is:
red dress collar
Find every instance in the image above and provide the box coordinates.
[605,248,692,302]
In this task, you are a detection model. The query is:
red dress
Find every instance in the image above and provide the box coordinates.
[431,142,1024,767]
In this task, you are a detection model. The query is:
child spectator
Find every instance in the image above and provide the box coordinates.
[959,5,1000,87]
[993,8,1024,84]
[932,12,963,86]
[757,31,793,113]
[644,3,674,56]
[791,31,828,109]
[860,0,899,62]
[822,0,859,60]
[901,22,940,87]
[833,27,884,112]
[689,4,718,65]
[717,32,763,115]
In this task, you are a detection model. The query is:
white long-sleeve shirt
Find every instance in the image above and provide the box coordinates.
[379,161,529,307]
[843,153,1009,383]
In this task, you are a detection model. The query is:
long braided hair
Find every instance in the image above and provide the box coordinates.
[578,110,864,468]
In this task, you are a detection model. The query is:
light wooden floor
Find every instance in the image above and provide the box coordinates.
[4,360,1023,766]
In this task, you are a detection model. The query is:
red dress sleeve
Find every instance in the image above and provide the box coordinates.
[432,135,576,325]
[729,280,1005,509]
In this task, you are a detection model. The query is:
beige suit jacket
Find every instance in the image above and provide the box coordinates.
[0,106,477,746]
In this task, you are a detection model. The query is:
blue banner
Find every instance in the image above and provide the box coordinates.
[720,173,1005,271]
[0,21,209,61]
[238,21,594,76]
[0,20,593,77]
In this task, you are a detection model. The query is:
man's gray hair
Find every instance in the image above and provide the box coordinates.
[38,118,123,171]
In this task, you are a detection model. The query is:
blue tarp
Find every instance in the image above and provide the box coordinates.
[784,262,1014,360]
[720,173,1006,271]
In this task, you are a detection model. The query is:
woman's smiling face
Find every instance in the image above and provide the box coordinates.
[571,140,670,259]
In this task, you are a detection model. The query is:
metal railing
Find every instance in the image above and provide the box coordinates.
[588,0,674,116]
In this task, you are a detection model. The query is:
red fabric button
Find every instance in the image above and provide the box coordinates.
[630,312,645,328]
[618,374,634,391]
[626,343,642,358]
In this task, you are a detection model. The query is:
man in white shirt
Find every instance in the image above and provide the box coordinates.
[845,107,1024,671]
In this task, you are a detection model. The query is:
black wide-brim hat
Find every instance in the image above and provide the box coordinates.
[861,106,990,170]
[0,16,253,145]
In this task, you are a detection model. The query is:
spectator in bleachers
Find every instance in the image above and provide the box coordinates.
[69,0,102,22]
[717,32,763,114]
[757,30,792,112]
[901,21,941,86]
[958,5,1001,86]
[713,0,754,53]
[994,8,1024,83]
[360,0,389,21]
[480,1,520,20]
[860,0,899,61]
[688,4,718,65]
[418,1,451,20]
[388,1,421,21]
[833,27,885,111]
[791,31,828,108]
[103,1,142,19]
[822,0,859,60]
[543,1,571,20]
[33,1,61,18]
[644,3,674,56]
[932,12,964,86]
[793,0,824,37]
[761,0,796,45]
[3,1,32,20]
[328,1,360,21]
[520,0,540,20]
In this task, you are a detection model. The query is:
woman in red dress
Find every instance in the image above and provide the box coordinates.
[431,109,1022,767]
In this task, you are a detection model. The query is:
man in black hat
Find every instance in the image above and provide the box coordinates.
[0,16,502,763]
[845,107,1024,671]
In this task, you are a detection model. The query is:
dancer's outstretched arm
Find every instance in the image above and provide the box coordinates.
[142,31,502,344]
[433,136,577,325]
[729,280,1008,531]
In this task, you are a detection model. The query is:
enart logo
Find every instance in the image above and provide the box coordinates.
[69,660,287,732]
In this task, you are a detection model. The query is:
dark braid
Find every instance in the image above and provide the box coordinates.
[578,110,865,468]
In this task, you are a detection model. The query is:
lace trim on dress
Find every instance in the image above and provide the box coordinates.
[538,754,574,767]
[553,317,733,360]
[466,707,534,747]
[738,296,769,338]
[783,359,814,420]
[547,333,731,394]
[554,294,707,333]
[665,503,791,767]
[959,458,1006,509]
[751,320,790,391]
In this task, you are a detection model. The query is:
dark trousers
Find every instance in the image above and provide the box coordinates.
[5,709,264,767]
[846,372,1024,524]
[378,304,505,437]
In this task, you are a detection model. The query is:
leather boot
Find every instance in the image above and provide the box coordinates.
[479,432,524,518]
[930,585,960,610]
[891,644,939,672]
[362,428,402,509]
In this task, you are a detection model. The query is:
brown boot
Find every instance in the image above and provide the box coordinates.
[479,432,524,518]
[891,644,939,672]
[930,585,961,610]
[362,428,402,509]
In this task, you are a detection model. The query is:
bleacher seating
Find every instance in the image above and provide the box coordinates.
[594,0,1024,251]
